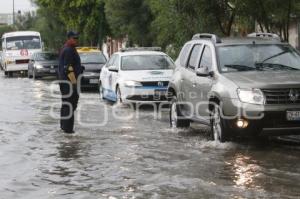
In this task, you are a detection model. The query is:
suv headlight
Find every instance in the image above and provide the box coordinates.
[124,80,142,87]
[237,89,265,105]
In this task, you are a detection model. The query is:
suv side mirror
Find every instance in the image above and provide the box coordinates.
[108,65,119,72]
[196,67,214,77]
[196,67,209,77]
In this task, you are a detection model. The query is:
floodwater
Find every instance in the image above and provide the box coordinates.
[0,74,300,199]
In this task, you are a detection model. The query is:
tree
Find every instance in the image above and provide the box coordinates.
[105,0,154,46]
[34,0,109,46]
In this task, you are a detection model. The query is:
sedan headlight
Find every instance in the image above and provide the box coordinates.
[124,80,143,87]
[35,64,43,69]
[237,89,265,105]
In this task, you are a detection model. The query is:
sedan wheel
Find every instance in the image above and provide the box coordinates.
[116,87,122,104]
[99,82,104,100]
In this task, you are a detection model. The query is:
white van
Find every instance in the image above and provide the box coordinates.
[1,31,42,76]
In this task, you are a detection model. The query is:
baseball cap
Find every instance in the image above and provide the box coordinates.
[67,31,79,39]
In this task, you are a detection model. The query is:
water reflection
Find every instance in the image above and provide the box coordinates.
[57,138,82,161]
[232,154,261,189]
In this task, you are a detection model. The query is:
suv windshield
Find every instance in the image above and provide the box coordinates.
[121,55,174,70]
[35,53,58,61]
[218,44,300,72]
[79,52,106,64]
[6,36,41,50]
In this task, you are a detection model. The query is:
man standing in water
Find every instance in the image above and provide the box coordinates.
[58,31,83,134]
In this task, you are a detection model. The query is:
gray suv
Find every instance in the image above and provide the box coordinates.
[168,33,300,142]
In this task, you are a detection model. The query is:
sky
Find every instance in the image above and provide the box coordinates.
[0,0,36,14]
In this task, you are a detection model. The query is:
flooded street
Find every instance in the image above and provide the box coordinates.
[1,74,300,199]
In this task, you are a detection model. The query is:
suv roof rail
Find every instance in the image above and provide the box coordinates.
[247,32,281,41]
[120,47,162,52]
[192,33,222,43]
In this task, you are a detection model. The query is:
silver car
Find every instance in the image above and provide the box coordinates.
[168,33,300,142]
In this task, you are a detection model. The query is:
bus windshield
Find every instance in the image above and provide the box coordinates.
[6,36,41,50]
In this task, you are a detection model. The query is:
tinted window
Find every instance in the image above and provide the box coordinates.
[113,55,120,67]
[79,52,106,64]
[106,54,116,67]
[217,44,300,72]
[179,44,191,67]
[35,53,58,61]
[187,44,202,70]
[199,46,212,69]
[121,55,174,70]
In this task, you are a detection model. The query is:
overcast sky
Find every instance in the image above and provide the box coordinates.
[0,0,36,14]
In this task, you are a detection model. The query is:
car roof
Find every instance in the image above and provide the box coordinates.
[115,51,167,56]
[77,47,101,53]
[216,37,284,46]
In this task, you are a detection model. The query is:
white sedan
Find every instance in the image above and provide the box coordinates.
[99,48,175,104]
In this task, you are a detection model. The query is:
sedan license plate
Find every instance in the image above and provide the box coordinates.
[50,69,56,73]
[287,111,300,121]
[89,79,98,84]
[154,89,167,96]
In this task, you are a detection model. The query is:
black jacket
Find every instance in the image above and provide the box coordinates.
[58,44,83,80]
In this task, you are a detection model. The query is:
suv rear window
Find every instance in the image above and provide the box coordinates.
[217,44,300,72]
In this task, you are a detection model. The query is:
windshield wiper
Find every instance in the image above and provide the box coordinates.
[260,51,289,63]
[255,62,299,71]
[224,64,256,71]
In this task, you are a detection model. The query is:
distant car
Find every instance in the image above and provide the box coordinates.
[77,47,107,88]
[28,52,59,79]
[99,47,175,104]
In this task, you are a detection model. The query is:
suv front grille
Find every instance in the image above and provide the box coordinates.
[262,88,300,104]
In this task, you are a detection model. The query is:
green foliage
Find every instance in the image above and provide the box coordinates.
[105,0,154,46]
[34,0,109,47]
[3,0,299,54]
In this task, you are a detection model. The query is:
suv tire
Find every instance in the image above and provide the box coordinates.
[170,96,190,128]
[210,104,231,142]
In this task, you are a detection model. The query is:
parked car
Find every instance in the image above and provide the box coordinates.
[28,52,59,79]
[77,47,107,89]
[168,33,300,142]
[99,47,175,104]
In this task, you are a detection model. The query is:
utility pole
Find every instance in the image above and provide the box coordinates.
[13,0,15,25]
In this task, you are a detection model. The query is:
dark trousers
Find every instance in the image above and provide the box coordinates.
[59,83,79,133]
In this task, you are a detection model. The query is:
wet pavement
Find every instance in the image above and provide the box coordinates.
[0,74,300,199]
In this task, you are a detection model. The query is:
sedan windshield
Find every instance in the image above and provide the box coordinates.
[217,44,300,72]
[121,55,175,70]
[35,53,58,61]
[79,52,107,64]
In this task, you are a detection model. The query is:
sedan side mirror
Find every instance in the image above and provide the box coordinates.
[108,65,119,72]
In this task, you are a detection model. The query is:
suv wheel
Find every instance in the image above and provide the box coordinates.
[170,96,190,128]
[210,104,230,142]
